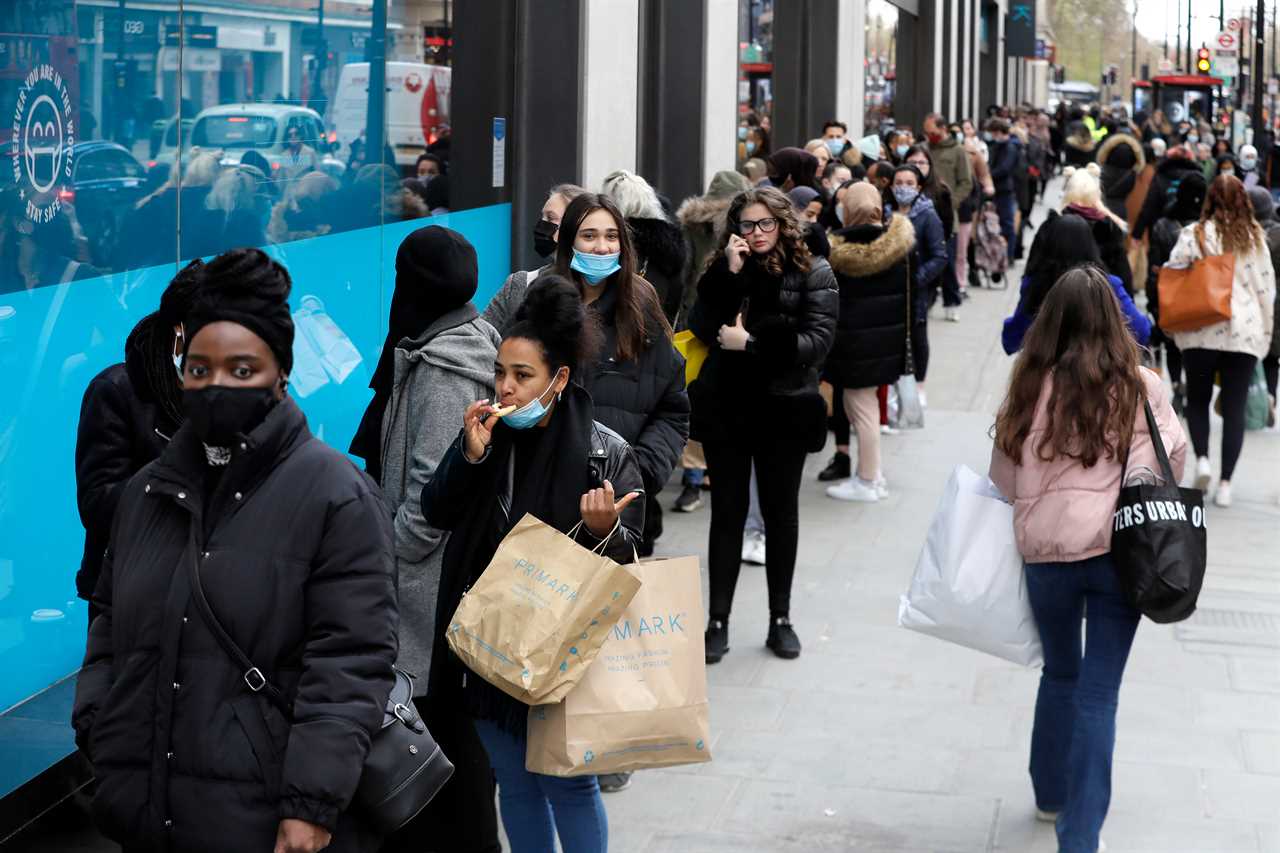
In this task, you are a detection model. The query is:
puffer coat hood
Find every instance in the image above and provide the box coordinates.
[826,215,915,389]
[629,215,691,321]
[72,397,398,853]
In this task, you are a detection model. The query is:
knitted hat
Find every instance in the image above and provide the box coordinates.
[183,248,295,375]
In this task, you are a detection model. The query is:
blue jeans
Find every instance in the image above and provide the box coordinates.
[1025,554,1140,853]
[473,720,608,853]
[683,467,704,487]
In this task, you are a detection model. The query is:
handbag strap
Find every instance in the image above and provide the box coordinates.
[1119,396,1177,488]
[186,529,293,718]
[902,243,915,372]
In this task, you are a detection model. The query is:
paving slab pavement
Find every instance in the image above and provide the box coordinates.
[607,181,1280,853]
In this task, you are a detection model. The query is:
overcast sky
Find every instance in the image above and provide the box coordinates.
[1135,0,1261,55]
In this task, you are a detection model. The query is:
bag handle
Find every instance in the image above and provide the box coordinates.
[187,529,293,718]
[902,242,915,374]
[1120,396,1177,488]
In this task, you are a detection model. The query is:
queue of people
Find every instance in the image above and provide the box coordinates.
[65,98,1275,853]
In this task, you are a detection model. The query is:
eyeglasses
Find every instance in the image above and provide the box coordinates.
[737,217,778,235]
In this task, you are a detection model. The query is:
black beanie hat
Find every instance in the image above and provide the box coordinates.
[183,248,295,375]
[393,225,478,319]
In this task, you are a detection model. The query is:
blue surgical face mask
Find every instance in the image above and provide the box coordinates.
[1186,134,1199,145]
[745,141,757,156]
[982,131,994,142]
[892,186,918,207]
[895,144,910,159]
[954,131,964,143]
[738,126,748,141]
[825,137,845,158]
[502,372,562,430]
[174,354,184,378]
[1241,156,1258,171]
[570,249,622,284]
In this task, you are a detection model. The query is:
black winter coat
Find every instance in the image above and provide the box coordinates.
[75,363,174,602]
[825,216,915,389]
[1147,212,1198,329]
[687,253,838,446]
[1134,156,1204,240]
[583,284,689,493]
[72,398,398,853]
[1098,133,1145,220]
[421,385,644,732]
[629,216,691,324]
[1061,206,1135,296]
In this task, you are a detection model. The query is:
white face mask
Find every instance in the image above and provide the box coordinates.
[835,203,847,226]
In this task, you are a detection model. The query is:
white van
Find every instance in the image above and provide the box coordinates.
[330,61,452,171]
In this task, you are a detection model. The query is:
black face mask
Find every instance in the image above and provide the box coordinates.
[533,219,558,258]
[183,385,279,447]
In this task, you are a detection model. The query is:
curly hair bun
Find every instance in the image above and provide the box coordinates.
[510,274,600,374]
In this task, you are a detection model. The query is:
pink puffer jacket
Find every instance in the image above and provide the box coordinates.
[989,368,1188,564]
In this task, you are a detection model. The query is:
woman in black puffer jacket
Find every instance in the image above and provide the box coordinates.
[688,186,837,665]
[824,182,915,504]
[72,249,398,853]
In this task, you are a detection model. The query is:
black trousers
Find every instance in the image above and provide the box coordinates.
[829,381,850,447]
[381,701,500,853]
[703,440,807,621]
[911,320,930,383]
[1264,350,1278,398]
[1182,348,1257,482]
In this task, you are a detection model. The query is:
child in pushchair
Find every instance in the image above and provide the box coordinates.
[972,200,1009,288]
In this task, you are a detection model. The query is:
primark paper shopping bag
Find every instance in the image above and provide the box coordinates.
[526,555,712,776]
[446,513,642,705]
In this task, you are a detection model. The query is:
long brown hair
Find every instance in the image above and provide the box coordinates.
[995,266,1144,468]
[1202,173,1264,256]
[719,186,813,277]
[554,193,671,361]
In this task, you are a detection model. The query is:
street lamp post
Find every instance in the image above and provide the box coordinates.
[1255,0,1268,149]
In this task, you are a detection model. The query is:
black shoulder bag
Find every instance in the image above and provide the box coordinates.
[188,544,453,834]
[1111,399,1207,623]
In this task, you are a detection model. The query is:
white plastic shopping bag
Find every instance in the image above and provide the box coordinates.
[898,464,1042,666]
[294,295,364,384]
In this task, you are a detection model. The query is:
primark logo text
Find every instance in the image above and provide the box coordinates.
[612,613,686,641]
[1113,499,1206,532]
[513,558,579,602]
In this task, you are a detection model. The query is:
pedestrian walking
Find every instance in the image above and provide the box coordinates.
[687,186,837,663]
[361,228,505,853]
[1162,175,1276,507]
[1097,130,1145,221]
[602,170,691,324]
[1003,213,1149,354]
[72,248,398,853]
[1133,144,1204,242]
[74,259,204,625]
[1147,172,1209,412]
[1246,186,1280,418]
[483,183,588,334]
[823,182,913,503]
[421,277,645,853]
[990,265,1188,853]
[1062,119,1097,169]
[892,165,948,399]
[1061,165,1136,296]
[985,118,1022,262]
[766,147,822,192]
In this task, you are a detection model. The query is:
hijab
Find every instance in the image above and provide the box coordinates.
[768,147,821,190]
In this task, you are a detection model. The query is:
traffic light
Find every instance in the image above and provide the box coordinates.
[1196,47,1211,74]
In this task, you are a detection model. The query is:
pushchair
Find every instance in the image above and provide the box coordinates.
[972,200,1009,289]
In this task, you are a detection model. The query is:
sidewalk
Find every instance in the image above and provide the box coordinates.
[608,184,1280,852]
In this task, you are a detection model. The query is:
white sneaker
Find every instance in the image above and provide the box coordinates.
[880,424,899,435]
[944,307,960,322]
[741,530,766,565]
[826,477,880,502]
[1193,456,1212,491]
[874,474,889,499]
[1034,809,1059,823]
[918,389,928,409]
[1214,482,1232,508]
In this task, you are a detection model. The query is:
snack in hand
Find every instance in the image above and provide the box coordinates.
[492,404,518,417]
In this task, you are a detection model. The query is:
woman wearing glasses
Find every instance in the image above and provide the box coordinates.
[687,187,837,663]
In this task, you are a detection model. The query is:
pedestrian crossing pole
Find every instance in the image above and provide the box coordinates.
[1255,0,1268,148]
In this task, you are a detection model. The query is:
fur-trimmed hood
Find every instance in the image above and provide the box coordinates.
[828,213,916,277]
[1065,133,1097,154]
[1097,132,1145,173]
[677,193,734,228]
[628,215,689,277]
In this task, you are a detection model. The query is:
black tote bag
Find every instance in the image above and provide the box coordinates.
[1111,399,1207,623]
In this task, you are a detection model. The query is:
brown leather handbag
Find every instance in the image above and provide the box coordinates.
[1156,224,1234,333]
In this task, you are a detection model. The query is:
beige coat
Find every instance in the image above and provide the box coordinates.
[989,368,1187,564]
[1165,220,1277,360]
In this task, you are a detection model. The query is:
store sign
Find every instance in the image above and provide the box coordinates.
[1214,51,1239,76]
[1006,2,1036,58]
[10,64,75,224]
[160,47,222,72]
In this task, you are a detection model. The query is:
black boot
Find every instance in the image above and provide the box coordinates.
[766,616,801,660]
[705,618,729,664]
[817,451,851,482]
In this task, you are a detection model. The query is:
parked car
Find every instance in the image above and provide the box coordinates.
[147,115,193,170]
[63,141,149,268]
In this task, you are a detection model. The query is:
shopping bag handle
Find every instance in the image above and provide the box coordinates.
[568,518,622,554]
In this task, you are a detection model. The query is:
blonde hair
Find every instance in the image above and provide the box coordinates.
[600,170,665,221]
[206,168,256,214]
[136,149,223,210]
[1061,165,1127,229]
